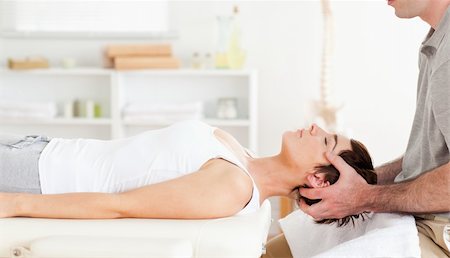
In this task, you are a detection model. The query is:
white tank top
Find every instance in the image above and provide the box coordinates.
[38,120,260,215]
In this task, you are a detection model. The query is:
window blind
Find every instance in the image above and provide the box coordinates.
[0,0,169,36]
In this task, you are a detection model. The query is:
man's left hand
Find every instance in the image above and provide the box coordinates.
[297,151,372,220]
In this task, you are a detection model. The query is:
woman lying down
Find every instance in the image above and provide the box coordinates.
[0,120,376,225]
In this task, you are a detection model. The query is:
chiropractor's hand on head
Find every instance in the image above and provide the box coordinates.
[297,151,370,220]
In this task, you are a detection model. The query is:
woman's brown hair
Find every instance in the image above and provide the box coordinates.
[301,139,377,227]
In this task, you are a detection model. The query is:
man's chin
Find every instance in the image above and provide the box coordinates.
[395,10,416,19]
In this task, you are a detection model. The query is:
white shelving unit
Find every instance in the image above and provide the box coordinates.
[0,68,258,152]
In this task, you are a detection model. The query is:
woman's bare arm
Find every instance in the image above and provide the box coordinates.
[6,163,253,219]
[118,164,252,219]
[13,191,122,219]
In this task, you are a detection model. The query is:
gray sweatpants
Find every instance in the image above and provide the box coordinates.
[0,134,50,194]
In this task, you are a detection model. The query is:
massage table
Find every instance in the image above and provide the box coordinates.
[0,200,271,258]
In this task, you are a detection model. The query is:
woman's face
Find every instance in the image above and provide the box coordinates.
[281,124,352,186]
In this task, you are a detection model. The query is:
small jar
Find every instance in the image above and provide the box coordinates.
[85,100,95,119]
[204,52,214,69]
[73,99,82,117]
[191,52,202,69]
[64,100,74,118]
[94,103,102,118]
[61,58,77,69]
[217,98,238,119]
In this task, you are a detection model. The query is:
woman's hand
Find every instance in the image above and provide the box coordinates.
[0,192,18,218]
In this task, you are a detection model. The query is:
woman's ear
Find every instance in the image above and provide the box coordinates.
[307,173,330,188]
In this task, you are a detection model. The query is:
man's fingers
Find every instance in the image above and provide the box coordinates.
[298,199,325,220]
[297,198,311,213]
[326,151,354,175]
[299,187,323,200]
[288,188,300,200]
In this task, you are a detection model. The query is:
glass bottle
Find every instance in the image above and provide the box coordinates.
[215,16,232,69]
[227,6,246,69]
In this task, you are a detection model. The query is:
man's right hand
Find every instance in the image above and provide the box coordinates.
[0,192,17,218]
[374,156,403,184]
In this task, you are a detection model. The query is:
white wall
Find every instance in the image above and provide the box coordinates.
[170,0,428,166]
[0,0,429,232]
[0,1,428,165]
[331,1,427,166]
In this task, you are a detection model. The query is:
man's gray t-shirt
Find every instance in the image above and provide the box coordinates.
[395,7,450,218]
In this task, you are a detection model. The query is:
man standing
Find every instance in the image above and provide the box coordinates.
[263,0,450,257]
[300,0,450,257]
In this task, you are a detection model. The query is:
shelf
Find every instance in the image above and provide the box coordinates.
[1,118,249,127]
[0,117,112,126]
[123,118,251,127]
[0,30,179,40]
[0,67,258,150]
[204,119,252,126]
[119,69,255,77]
[0,68,254,77]
[0,67,112,76]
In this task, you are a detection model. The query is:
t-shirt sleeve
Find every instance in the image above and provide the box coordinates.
[431,59,450,155]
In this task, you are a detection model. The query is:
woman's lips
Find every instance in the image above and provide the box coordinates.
[388,0,394,6]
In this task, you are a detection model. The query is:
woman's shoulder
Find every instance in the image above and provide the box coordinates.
[201,159,251,183]
[200,159,253,203]
[213,128,251,162]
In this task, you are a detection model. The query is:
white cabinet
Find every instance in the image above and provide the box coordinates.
[0,68,258,152]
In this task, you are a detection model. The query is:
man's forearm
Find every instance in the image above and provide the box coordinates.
[366,162,450,213]
[15,192,124,219]
[375,156,403,184]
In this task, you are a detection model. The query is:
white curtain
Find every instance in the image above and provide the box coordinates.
[0,0,168,34]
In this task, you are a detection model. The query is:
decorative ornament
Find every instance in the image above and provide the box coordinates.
[312,0,343,131]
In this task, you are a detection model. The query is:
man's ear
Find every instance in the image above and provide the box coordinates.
[306,173,330,188]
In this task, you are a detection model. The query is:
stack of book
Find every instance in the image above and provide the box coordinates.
[8,57,49,70]
[105,44,180,70]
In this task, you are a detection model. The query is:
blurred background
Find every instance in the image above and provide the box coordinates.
[0,0,428,235]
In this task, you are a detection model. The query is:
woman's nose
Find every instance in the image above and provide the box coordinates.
[310,123,325,136]
[310,123,318,135]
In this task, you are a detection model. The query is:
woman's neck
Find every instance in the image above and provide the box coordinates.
[246,154,306,202]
